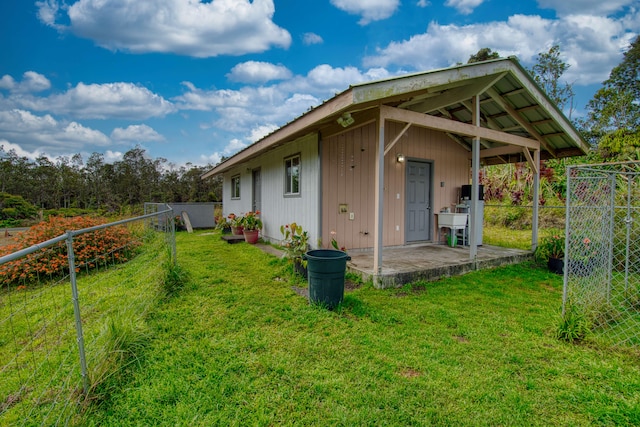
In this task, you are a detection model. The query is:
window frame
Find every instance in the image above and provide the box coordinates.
[231,174,241,199]
[284,154,301,197]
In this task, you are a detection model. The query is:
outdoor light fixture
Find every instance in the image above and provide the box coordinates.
[337,112,355,128]
[396,153,405,163]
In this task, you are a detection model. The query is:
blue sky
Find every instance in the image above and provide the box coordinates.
[0,0,637,167]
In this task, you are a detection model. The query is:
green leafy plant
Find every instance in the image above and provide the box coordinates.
[330,230,347,252]
[535,234,564,261]
[556,304,592,343]
[227,213,243,228]
[280,223,309,261]
[214,215,231,232]
[240,211,262,231]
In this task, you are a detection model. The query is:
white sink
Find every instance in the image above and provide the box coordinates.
[438,213,467,228]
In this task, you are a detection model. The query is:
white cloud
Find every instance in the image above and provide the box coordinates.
[0,76,15,91]
[330,0,400,25]
[445,0,484,15]
[0,109,110,155]
[0,139,45,161]
[38,0,291,57]
[0,72,51,93]
[417,0,431,7]
[35,0,61,28]
[303,32,324,45]
[363,12,638,86]
[227,61,292,84]
[10,82,175,120]
[111,124,165,142]
[248,124,279,143]
[104,150,124,163]
[537,0,635,16]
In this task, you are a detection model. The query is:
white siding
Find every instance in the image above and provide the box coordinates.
[222,133,321,247]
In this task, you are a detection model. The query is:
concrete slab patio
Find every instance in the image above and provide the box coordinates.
[346,244,534,288]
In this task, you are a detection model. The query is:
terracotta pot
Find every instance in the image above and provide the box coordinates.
[243,229,259,244]
[231,226,244,235]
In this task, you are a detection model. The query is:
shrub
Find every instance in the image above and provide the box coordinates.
[0,192,37,221]
[0,216,141,288]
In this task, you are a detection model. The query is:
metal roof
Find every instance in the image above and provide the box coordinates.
[203,56,588,178]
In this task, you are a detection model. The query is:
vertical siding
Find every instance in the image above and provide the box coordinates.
[322,120,470,250]
[223,133,321,246]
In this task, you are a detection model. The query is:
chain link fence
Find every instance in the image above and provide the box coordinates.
[563,162,640,346]
[0,208,175,425]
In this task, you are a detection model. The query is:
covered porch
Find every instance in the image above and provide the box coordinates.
[347,243,533,288]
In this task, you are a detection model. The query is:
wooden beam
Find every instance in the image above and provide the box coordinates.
[384,122,411,156]
[380,105,540,150]
[486,88,555,156]
[479,145,522,158]
[522,148,538,175]
[410,74,505,114]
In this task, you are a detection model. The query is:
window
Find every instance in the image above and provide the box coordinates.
[231,175,241,199]
[284,154,300,196]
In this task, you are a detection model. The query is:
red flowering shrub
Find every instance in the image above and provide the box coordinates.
[0,216,141,287]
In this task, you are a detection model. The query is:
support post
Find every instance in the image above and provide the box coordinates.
[373,114,385,283]
[531,149,540,251]
[66,232,90,394]
[469,95,480,261]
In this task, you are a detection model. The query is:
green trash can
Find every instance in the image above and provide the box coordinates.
[303,249,351,309]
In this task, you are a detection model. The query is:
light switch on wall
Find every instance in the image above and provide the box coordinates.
[349,212,355,220]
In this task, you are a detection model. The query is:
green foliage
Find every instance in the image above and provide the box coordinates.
[529,45,574,112]
[536,234,565,261]
[0,192,37,221]
[0,145,220,212]
[584,36,640,156]
[556,304,592,343]
[598,129,640,160]
[467,47,500,63]
[280,222,309,260]
[161,258,189,298]
[240,211,262,231]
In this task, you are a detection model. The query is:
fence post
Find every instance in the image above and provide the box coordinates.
[66,231,90,394]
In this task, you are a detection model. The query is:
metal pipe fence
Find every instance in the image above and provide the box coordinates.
[0,209,175,425]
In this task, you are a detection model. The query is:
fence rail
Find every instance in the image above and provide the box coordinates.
[0,209,175,425]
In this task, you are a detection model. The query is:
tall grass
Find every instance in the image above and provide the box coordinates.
[0,231,171,426]
[80,231,640,426]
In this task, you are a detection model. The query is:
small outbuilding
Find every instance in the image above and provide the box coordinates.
[202,57,588,285]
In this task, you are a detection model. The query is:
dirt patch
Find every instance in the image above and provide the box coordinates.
[453,335,470,343]
[399,368,422,378]
[0,231,19,247]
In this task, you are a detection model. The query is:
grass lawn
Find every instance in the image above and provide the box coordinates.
[82,231,640,426]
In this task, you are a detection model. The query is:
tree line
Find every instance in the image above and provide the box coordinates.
[0,146,223,213]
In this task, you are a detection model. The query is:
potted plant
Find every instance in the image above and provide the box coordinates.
[175,215,186,231]
[241,211,262,244]
[536,234,564,274]
[228,213,244,235]
[280,222,309,277]
[214,215,232,234]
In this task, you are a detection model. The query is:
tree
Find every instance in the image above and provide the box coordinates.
[467,48,500,64]
[529,45,575,116]
[584,36,640,159]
